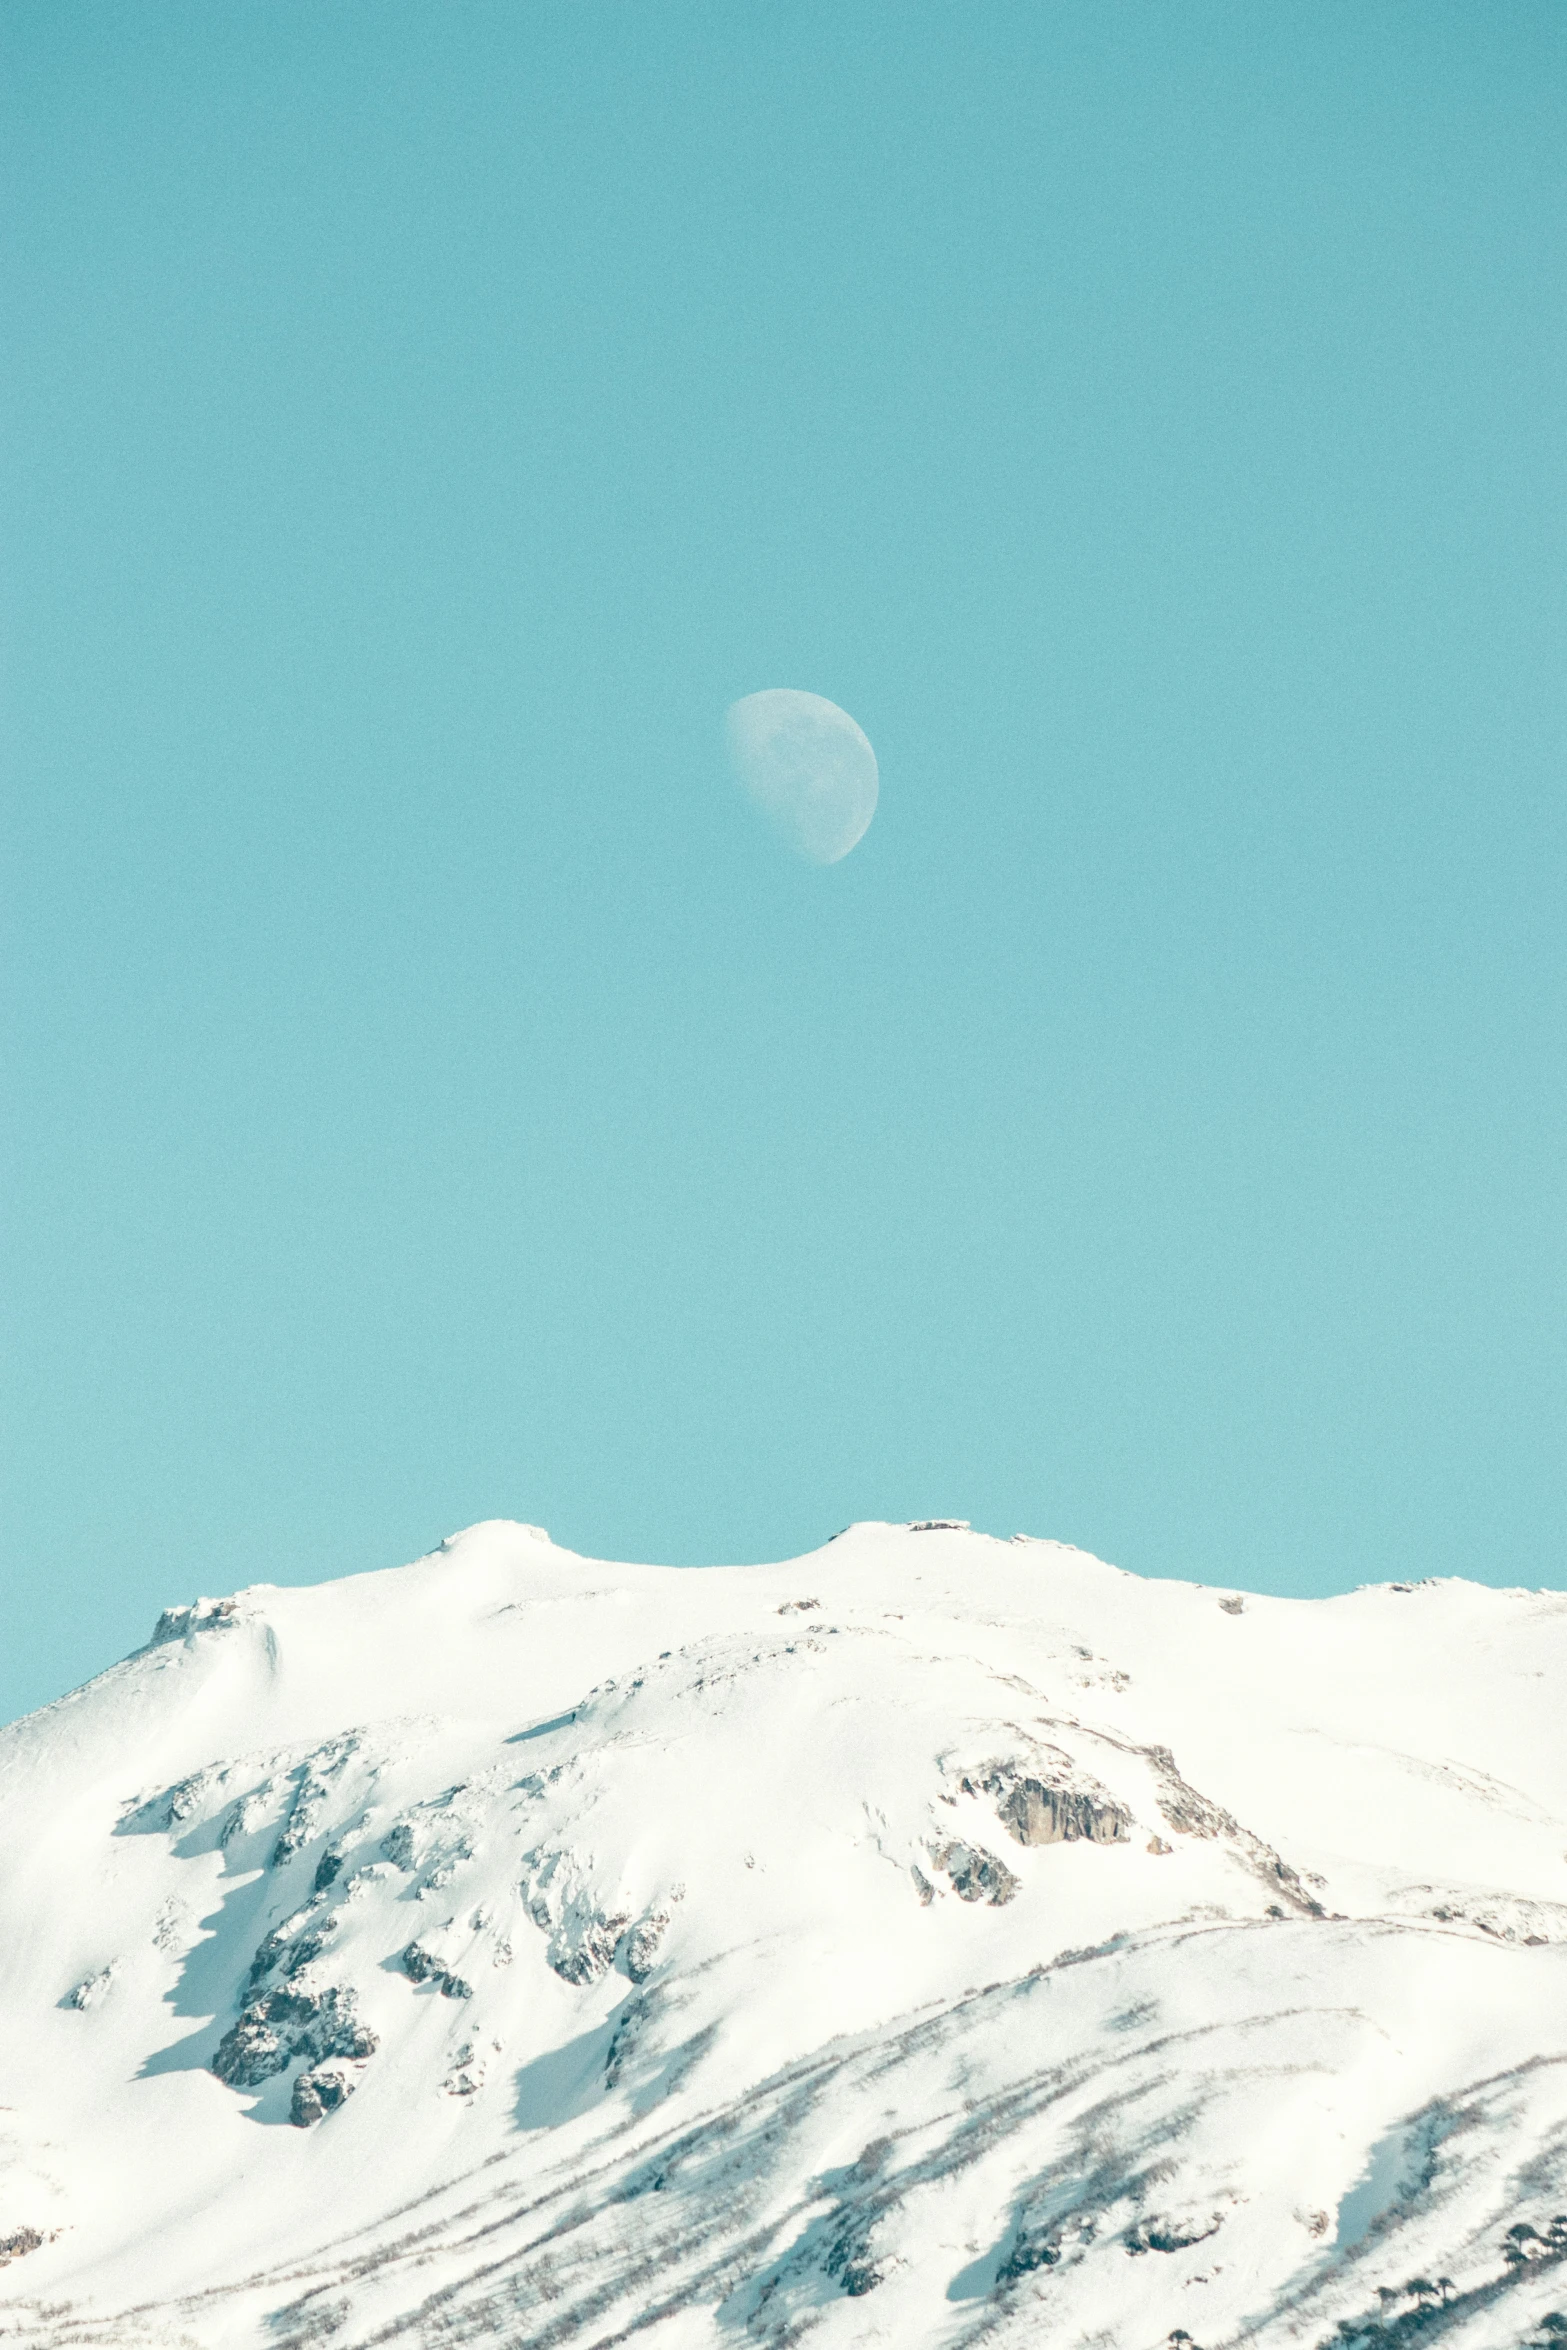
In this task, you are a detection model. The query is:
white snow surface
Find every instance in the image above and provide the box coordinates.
[1,1519,1565,2349]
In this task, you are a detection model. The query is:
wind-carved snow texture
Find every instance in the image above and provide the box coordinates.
[0,1521,1564,2348]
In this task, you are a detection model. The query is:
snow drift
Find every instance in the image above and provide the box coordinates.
[0,1519,1564,2348]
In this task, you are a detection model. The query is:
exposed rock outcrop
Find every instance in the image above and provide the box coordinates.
[929,1839,1019,1905]
[520,1844,649,1984]
[957,1749,1132,1848]
[63,1963,115,2011]
[212,1983,377,2091]
[623,1909,670,1982]
[291,2063,357,2128]
[443,2039,497,2097]
[248,1905,337,1988]
[996,1771,1128,1847]
[150,1596,240,1645]
[1125,2209,1223,2254]
[999,2213,1096,2279]
[401,1941,472,2000]
[549,1911,631,1985]
[271,1737,361,1869]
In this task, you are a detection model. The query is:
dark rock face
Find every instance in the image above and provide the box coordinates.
[380,1823,417,1872]
[119,1768,221,1837]
[549,1912,631,1985]
[997,2203,1097,2282]
[998,2230,1062,2280]
[248,1913,336,1988]
[0,2229,45,2266]
[930,1840,1020,1905]
[962,1755,1131,1848]
[212,1983,377,2090]
[271,1739,358,1870]
[824,2214,883,2296]
[400,1942,473,2000]
[996,1777,1131,1847]
[291,2063,356,2128]
[623,1911,669,1983]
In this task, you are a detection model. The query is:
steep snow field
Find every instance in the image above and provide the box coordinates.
[1,1521,1565,2349]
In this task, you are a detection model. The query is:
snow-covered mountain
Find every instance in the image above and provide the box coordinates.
[1,1519,1565,2349]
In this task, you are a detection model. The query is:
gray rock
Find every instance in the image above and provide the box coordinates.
[291,2063,356,2127]
[271,1736,359,1869]
[213,1984,377,2090]
[624,1911,669,1983]
[1002,1777,1129,1846]
[548,1912,631,1986]
[400,1942,472,2000]
[248,1913,336,1988]
[966,1757,1131,1848]
[150,1597,239,1645]
[930,1840,1019,1905]
[380,1822,417,1872]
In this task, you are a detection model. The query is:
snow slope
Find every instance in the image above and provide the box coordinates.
[0,1519,1564,2349]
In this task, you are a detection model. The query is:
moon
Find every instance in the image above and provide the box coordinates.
[725,689,878,865]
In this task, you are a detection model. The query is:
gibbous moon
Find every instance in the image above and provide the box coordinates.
[725,688,878,865]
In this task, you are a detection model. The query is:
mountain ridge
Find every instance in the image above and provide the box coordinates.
[0,1519,1563,2348]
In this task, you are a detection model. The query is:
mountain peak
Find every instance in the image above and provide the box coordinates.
[1,1524,1564,2345]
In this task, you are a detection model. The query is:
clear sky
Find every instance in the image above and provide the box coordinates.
[3,3,1565,1725]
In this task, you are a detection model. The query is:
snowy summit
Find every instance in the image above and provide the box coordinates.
[0,1520,1564,2347]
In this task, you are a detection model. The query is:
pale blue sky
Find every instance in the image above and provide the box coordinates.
[4,3,1565,1723]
